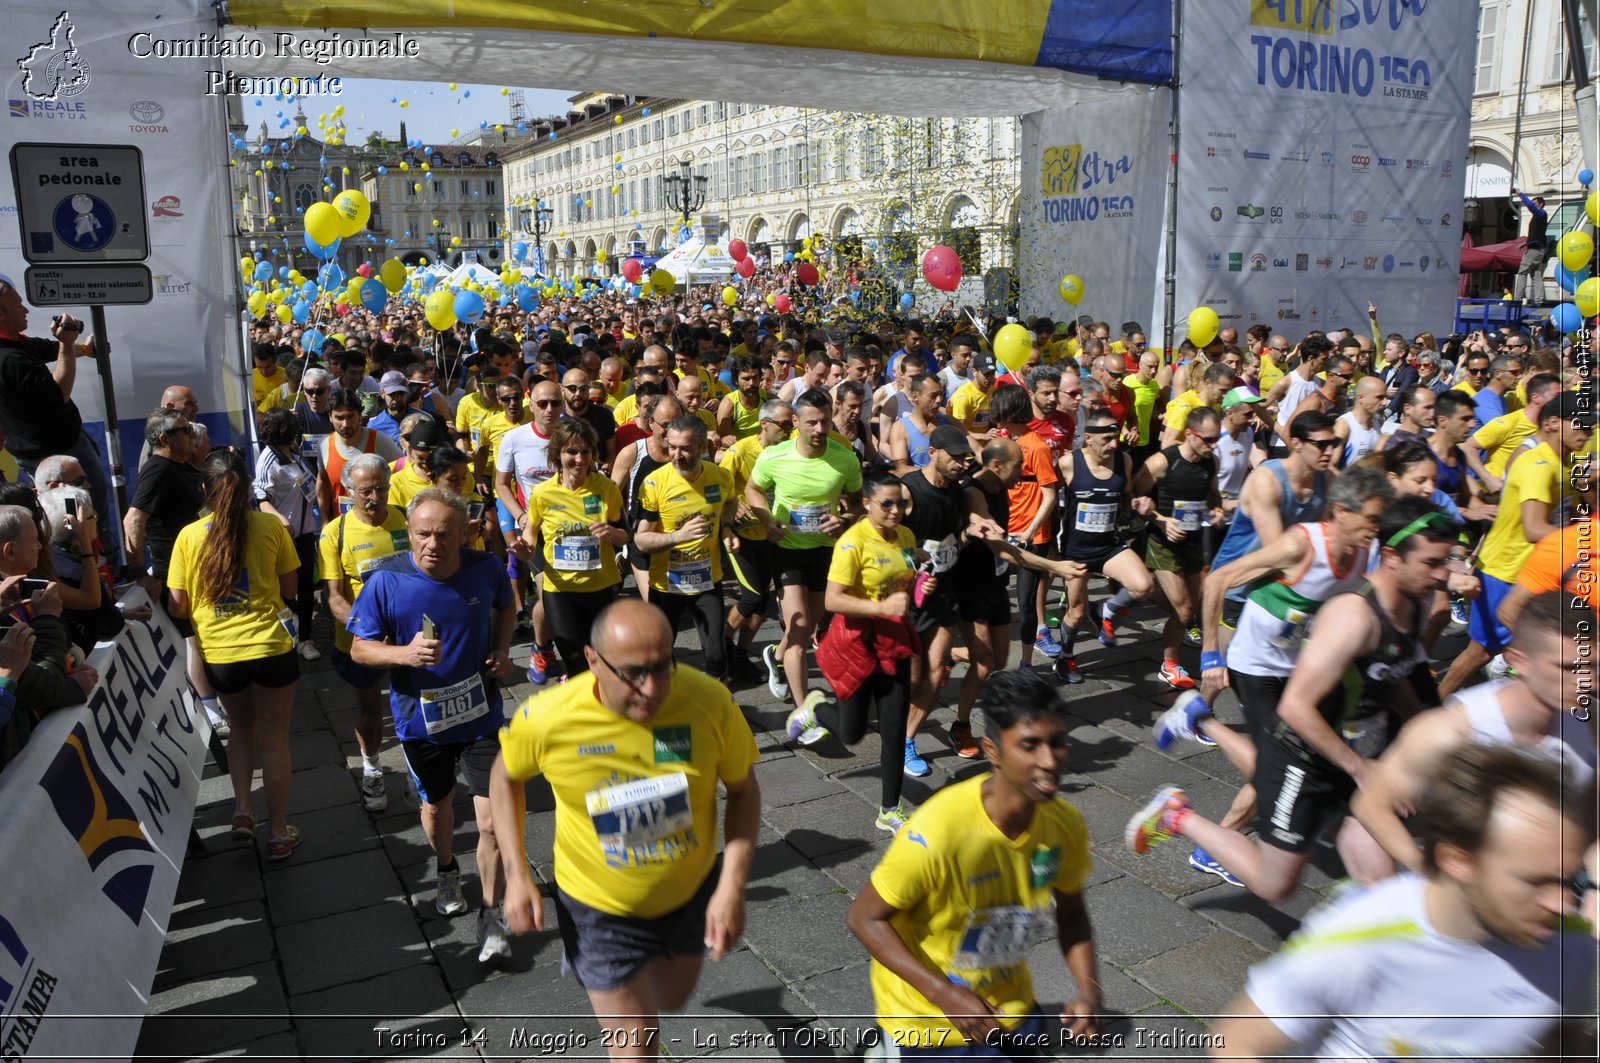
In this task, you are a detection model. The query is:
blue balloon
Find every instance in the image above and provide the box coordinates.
[302,328,325,353]
[784,251,795,262]
[899,292,915,309]
[512,241,529,261]
[377,165,387,175]
[304,231,340,259]
[291,301,310,324]
[1580,168,1596,187]
[453,289,486,325]
[420,273,437,289]
[278,266,290,279]
[1555,264,1591,292]
[1550,302,1583,332]
[359,278,388,314]
[516,285,539,312]
[253,261,272,282]
[318,263,345,290]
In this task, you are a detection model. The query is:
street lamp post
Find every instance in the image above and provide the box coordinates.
[662,160,707,227]
[429,227,452,267]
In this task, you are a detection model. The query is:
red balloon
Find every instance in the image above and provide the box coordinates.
[734,257,755,279]
[795,262,819,287]
[728,239,748,262]
[356,263,372,277]
[921,245,963,292]
[773,293,792,314]
[621,257,643,282]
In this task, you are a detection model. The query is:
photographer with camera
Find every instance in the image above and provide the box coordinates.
[0,275,119,568]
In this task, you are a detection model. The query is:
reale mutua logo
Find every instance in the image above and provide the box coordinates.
[16,11,91,101]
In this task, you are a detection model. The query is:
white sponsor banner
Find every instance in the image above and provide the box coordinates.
[2,0,247,453]
[1169,0,1475,340]
[0,591,208,1061]
[1018,85,1171,327]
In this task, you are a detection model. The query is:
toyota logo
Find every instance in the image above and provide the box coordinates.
[129,100,164,123]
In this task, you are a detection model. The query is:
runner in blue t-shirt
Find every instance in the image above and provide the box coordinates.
[348,487,517,962]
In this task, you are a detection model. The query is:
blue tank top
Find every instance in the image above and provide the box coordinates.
[1212,460,1329,601]
[1433,445,1464,499]
[899,412,944,468]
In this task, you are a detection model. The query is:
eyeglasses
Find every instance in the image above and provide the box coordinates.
[776,360,795,367]
[1327,372,1352,381]
[1467,366,1489,375]
[563,384,584,392]
[531,399,563,409]
[762,419,794,432]
[1304,437,1341,451]
[871,497,910,510]
[303,387,328,396]
[650,419,674,429]
[593,648,675,688]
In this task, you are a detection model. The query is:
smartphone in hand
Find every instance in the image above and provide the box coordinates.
[421,614,438,641]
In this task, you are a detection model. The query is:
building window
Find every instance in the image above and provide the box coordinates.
[1551,0,1599,82]
[699,105,710,125]
[434,181,445,197]
[713,102,725,121]
[407,180,418,199]
[461,179,471,196]
[486,179,496,196]
[863,128,883,175]
[794,142,808,187]
[730,155,744,197]
[752,151,767,194]
[1475,3,1501,93]
[772,147,788,191]
[642,178,652,213]
[925,119,942,168]
[668,115,678,137]
[683,109,694,132]
[294,183,315,212]
[488,215,500,238]
[734,103,745,117]
[463,219,473,239]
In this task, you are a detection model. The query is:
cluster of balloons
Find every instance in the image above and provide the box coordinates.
[1549,227,1596,334]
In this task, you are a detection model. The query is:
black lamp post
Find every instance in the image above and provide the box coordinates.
[662,160,707,226]
[429,227,452,267]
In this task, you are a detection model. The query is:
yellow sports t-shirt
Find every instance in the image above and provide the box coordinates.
[869,775,1091,1049]
[317,509,410,652]
[1123,374,1161,445]
[387,460,431,509]
[1164,388,1210,433]
[1505,380,1527,414]
[455,391,500,450]
[826,518,916,601]
[168,510,299,664]
[498,666,759,918]
[1450,379,1479,399]
[525,472,624,593]
[481,410,526,469]
[613,392,640,426]
[949,381,993,432]
[1258,358,1286,396]
[0,449,19,485]
[694,407,719,436]
[639,462,734,595]
[696,367,731,401]
[1472,412,1539,478]
[719,436,768,542]
[252,365,283,411]
[1478,441,1577,583]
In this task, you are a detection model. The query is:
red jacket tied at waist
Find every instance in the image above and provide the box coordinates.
[815,611,920,703]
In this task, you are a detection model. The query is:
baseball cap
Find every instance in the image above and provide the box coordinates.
[1053,321,1072,336]
[820,327,845,346]
[1222,386,1265,411]
[0,272,16,291]
[404,416,450,449]
[970,352,998,374]
[1545,390,1596,428]
[928,424,974,457]
[379,370,409,395]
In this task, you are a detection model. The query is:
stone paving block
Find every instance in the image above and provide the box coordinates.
[288,727,346,770]
[1096,836,1232,901]
[755,752,851,808]
[670,948,821,1058]
[1056,784,1141,850]
[138,961,291,1059]
[265,849,406,925]
[266,799,383,870]
[286,761,360,814]
[764,791,881,861]
[742,892,866,982]
[1102,1006,1216,1057]
[170,846,264,914]
[292,966,461,1061]
[277,902,435,996]
[450,931,592,1057]
[1024,943,1158,1018]
[1126,932,1269,1022]
[1057,721,1136,780]
[828,762,951,810]
[814,841,885,896]
[1085,745,1220,804]
[152,900,276,989]
[789,962,876,1036]
[382,812,473,871]
[425,891,563,987]
[1079,875,1213,968]
[747,832,841,909]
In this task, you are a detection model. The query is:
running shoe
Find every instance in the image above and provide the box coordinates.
[1055,655,1084,684]
[903,738,931,778]
[230,810,255,840]
[948,721,981,759]
[1158,661,1197,690]
[1183,626,1203,648]
[763,644,790,700]
[1098,605,1118,648]
[1124,786,1190,855]
[784,689,830,745]
[1033,625,1063,659]
[526,646,550,686]
[1189,846,1244,887]
[477,906,513,964]
[298,639,322,661]
[1448,596,1469,630]
[435,866,469,916]
[265,825,302,862]
[361,770,388,812]
[875,803,910,834]
[1153,690,1217,750]
[1487,653,1511,681]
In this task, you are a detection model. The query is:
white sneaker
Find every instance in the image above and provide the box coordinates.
[298,640,322,660]
[477,906,512,964]
[361,770,388,812]
[1487,653,1511,680]
[435,866,469,916]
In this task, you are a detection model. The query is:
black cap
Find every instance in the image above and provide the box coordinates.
[1546,390,1597,428]
[928,424,974,457]
[405,417,451,449]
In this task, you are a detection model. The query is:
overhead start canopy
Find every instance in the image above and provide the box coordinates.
[225,0,1173,116]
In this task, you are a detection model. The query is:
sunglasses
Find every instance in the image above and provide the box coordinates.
[562,384,584,392]
[1305,437,1341,451]
[1327,372,1352,381]
[1192,434,1220,445]
[498,395,523,404]
[871,497,910,510]
[762,419,794,432]
[1062,389,1083,398]
[1468,366,1489,374]
[531,399,563,409]
[303,387,329,396]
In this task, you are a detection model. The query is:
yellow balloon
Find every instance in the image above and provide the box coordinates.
[449,83,458,90]
[399,161,409,171]
[275,303,293,323]
[1576,276,1600,319]
[450,236,462,247]
[993,323,1032,372]
[414,183,423,193]
[1188,306,1220,346]
[380,258,407,293]
[266,215,276,225]
[721,285,739,306]
[304,202,341,246]
[424,290,457,330]
[766,293,776,307]
[1588,190,1600,228]
[399,100,409,108]
[614,115,622,124]
[650,269,676,296]
[596,249,608,264]
[1557,231,1595,272]
[241,256,254,272]
[332,189,371,236]
[1058,273,1085,306]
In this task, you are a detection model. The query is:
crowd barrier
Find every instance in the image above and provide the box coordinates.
[0,589,210,1062]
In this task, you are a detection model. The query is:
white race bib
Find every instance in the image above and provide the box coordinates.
[951,906,1049,972]
[419,674,489,736]
[552,534,602,571]
[921,535,959,574]
[1172,499,1206,532]
[1074,502,1117,534]
[1267,607,1310,650]
[666,551,713,594]
[586,772,693,855]
[788,503,831,535]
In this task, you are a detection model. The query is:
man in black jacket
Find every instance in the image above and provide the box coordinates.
[0,509,97,748]
[0,274,118,567]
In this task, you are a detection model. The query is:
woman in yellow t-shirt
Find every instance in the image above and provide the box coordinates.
[522,419,629,678]
[424,444,488,550]
[168,449,303,861]
[785,472,926,834]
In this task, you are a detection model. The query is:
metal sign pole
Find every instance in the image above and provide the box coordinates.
[89,303,128,520]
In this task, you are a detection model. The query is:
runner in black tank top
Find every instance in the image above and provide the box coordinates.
[620,402,674,596]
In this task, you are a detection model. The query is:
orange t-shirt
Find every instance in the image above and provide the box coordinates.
[1515,518,1599,609]
[1005,430,1059,545]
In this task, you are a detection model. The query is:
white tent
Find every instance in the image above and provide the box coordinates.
[654,227,738,287]
[448,261,501,287]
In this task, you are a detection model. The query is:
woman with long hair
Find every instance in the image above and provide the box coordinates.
[253,406,320,659]
[168,449,304,860]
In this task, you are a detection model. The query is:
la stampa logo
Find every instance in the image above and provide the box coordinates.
[17,11,91,101]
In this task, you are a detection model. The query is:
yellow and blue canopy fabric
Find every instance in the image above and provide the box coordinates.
[226,0,1173,115]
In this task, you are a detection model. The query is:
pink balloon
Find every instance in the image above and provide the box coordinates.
[356,263,372,277]
[335,303,352,316]
[773,293,792,314]
[734,257,755,279]
[795,262,819,287]
[621,258,643,282]
[921,245,962,292]
[728,239,748,262]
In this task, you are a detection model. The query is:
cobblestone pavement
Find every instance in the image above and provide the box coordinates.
[138,589,1426,1062]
